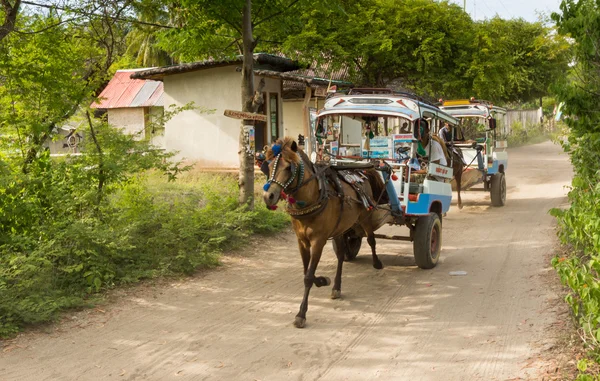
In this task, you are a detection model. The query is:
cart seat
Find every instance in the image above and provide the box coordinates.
[331,162,375,170]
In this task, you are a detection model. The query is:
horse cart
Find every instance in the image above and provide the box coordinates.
[439,99,508,207]
[262,89,460,327]
[316,89,460,268]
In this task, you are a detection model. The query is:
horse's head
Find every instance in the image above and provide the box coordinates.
[263,137,302,207]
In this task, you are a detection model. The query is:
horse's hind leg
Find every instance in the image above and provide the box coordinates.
[365,229,383,270]
[456,168,463,210]
[367,234,383,269]
[295,238,327,328]
[331,246,344,299]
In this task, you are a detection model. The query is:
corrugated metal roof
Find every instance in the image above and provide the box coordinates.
[92,70,164,109]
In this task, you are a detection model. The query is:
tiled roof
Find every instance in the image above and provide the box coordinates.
[91,70,164,109]
[283,61,353,91]
[131,53,301,80]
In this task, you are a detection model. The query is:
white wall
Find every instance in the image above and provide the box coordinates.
[282,98,325,141]
[163,68,285,168]
[163,67,242,168]
[108,108,145,139]
[283,100,304,140]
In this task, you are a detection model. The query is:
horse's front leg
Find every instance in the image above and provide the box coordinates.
[297,238,310,275]
[295,238,328,328]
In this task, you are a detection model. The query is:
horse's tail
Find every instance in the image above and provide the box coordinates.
[364,168,389,205]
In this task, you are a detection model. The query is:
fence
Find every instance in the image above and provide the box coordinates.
[503,108,543,135]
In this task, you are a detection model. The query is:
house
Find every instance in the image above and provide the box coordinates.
[280,62,352,141]
[91,69,165,147]
[97,54,352,169]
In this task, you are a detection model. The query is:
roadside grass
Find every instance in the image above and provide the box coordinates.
[506,121,554,147]
[0,171,289,338]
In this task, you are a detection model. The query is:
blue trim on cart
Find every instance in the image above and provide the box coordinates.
[487,159,508,175]
[406,194,452,215]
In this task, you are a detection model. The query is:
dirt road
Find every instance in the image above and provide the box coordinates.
[0,140,572,381]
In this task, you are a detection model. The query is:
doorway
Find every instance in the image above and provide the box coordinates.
[254,93,268,151]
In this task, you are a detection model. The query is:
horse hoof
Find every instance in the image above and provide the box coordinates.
[314,276,331,287]
[331,289,342,299]
[458,204,463,210]
[294,317,306,328]
[373,261,384,270]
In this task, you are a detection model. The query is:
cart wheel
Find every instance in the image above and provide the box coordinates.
[333,232,362,261]
[490,172,506,207]
[413,213,442,269]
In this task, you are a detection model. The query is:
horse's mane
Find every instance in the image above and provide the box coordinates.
[431,135,449,161]
[266,137,301,164]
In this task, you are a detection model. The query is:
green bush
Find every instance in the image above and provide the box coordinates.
[551,134,600,364]
[506,121,548,146]
[0,155,289,337]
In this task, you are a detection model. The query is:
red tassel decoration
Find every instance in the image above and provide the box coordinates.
[269,205,278,210]
[288,196,296,204]
[280,191,288,200]
[391,174,398,181]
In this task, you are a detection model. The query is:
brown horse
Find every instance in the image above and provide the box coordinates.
[263,137,390,328]
[432,135,465,209]
[447,146,465,209]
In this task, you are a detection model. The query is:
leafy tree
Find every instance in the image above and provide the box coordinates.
[124,0,174,67]
[284,0,569,103]
[468,17,571,103]
[0,0,20,42]
[0,15,105,170]
[154,0,307,208]
[283,0,475,98]
[0,1,138,172]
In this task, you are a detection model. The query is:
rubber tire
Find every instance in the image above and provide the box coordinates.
[332,233,362,261]
[490,172,506,207]
[413,212,442,269]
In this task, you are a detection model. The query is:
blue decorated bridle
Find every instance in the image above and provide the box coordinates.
[264,153,305,192]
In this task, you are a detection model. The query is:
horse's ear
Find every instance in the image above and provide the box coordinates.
[291,141,298,152]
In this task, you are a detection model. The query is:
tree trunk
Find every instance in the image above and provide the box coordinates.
[86,111,105,207]
[239,0,255,209]
[0,0,21,42]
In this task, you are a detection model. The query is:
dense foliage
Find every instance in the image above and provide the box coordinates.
[115,0,571,104]
[279,0,570,102]
[551,0,600,378]
[0,154,289,336]
[0,5,288,336]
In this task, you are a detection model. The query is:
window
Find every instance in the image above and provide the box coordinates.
[270,94,279,141]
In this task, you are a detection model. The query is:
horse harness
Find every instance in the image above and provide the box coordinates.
[267,153,378,236]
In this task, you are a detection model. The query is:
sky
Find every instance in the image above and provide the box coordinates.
[448,0,563,22]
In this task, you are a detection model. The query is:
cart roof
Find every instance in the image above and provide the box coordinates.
[439,99,507,118]
[319,94,458,124]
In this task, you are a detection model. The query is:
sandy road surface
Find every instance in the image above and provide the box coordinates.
[0,141,572,381]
